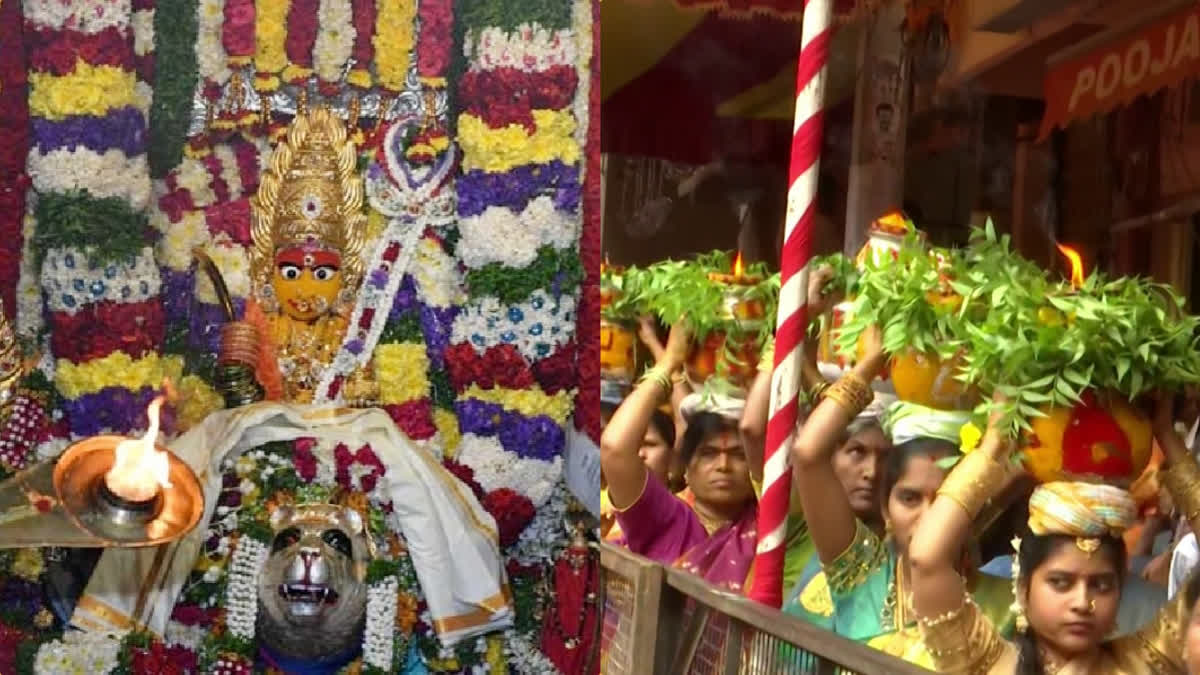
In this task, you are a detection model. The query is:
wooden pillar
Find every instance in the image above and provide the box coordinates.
[1150,221,1193,295]
[1010,122,1056,270]
[844,1,909,253]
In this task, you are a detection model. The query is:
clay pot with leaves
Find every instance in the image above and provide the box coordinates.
[600,264,642,382]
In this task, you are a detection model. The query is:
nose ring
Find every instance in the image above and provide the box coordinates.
[1088,599,1096,613]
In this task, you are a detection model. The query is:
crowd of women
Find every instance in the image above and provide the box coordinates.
[599,266,1200,674]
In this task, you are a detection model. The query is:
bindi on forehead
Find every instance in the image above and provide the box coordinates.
[277,247,341,268]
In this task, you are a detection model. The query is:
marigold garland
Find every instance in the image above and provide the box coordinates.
[345,0,374,88]
[457,110,580,173]
[28,62,138,119]
[55,352,182,399]
[372,0,415,92]
[253,0,289,90]
[375,342,431,404]
[461,384,574,426]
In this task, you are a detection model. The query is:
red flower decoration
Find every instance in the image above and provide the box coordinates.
[333,443,386,493]
[205,198,251,244]
[416,0,452,80]
[482,344,535,390]
[132,641,198,675]
[348,0,376,86]
[483,488,536,548]
[49,300,165,363]
[284,0,319,73]
[532,341,577,394]
[458,66,578,131]
[577,1,602,444]
[293,437,319,482]
[384,400,436,440]
[171,604,217,627]
[28,27,130,75]
[222,0,256,60]
[445,342,485,392]
[0,624,25,675]
[442,457,485,501]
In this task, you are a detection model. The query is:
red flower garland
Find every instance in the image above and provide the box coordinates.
[27,26,132,76]
[0,0,28,319]
[482,488,536,547]
[444,341,577,395]
[133,0,155,83]
[222,0,256,65]
[442,457,486,501]
[131,642,198,675]
[49,300,166,363]
[347,0,376,87]
[205,198,251,245]
[284,0,319,81]
[576,0,602,443]
[457,66,578,132]
[333,442,386,492]
[416,0,453,82]
[383,400,437,441]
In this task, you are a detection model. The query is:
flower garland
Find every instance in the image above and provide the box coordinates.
[222,0,255,67]
[416,0,453,85]
[282,0,317,83]
[147,0,197,178]
[313,0,354,89]
[575,0,600,442]
[196,0,231,94]
[372,0,415,92]
[252,0,289,91]
[457,110,580,174]
[0,0,29,320]
[457,197,579,269]
[25,0,162,438]
[450,291,577,364]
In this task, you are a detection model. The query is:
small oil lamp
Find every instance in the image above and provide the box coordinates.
[0,396,203,548]
[707,252,766,324]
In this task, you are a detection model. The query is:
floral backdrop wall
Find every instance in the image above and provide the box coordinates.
[0,0,599,672]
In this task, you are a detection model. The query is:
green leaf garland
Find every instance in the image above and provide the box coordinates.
[465,246,583,305]
[148,0,198,178]
[32,191,149,268]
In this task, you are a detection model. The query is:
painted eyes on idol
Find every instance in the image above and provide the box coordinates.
[277,264,338,281]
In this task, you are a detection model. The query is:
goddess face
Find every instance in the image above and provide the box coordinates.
[272,246,343,322]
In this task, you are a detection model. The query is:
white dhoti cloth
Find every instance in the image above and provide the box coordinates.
[72,402,513,646]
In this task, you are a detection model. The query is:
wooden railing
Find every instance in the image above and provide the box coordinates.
[599,543,934,674]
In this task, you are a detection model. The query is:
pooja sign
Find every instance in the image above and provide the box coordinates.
[1039,2,1200,139]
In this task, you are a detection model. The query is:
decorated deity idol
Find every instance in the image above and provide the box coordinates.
[70,109,513,669]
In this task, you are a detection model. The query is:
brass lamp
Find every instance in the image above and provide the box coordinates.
[0,398,203,549]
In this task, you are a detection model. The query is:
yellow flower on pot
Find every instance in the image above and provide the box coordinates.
[1023,391,1152,487]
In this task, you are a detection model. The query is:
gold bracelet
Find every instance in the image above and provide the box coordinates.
[808,380,830,402]
[821,372,873,416]
[936,450,1010,521]
[639,366,673,397]
[1163,458,1200,532]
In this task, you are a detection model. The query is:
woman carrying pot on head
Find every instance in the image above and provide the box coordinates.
[599,322,758,590]
[740,267,894,594]
[909,395,1199,674]
[784,322,1015,665]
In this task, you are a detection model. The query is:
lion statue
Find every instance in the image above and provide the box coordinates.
[257,504,373,662]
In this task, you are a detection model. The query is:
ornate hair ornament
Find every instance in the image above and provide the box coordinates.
[250,107,366,305]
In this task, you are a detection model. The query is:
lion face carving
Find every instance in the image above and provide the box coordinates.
[256,504,372,662]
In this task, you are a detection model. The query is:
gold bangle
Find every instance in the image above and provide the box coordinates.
[1163,459,1200,532]
[808,380,830,402]
[639,366,673,396]
[936,450,1010,521]
[821,373,873,416]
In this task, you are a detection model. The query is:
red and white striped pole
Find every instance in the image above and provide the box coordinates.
[748,0,834,608]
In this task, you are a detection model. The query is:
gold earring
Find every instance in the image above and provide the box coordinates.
[1015,611,1028,633]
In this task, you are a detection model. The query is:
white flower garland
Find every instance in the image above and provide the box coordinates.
[456,196,578,270]
[465,24,576,72]
[196,0,231,85]
[412,235,464,309]
[40,246,162,313]
[313,0,355,83]
[16,210,43,337]
[571,0,592,157]
[225,535,269,639]
[504,628,561,675]
[133,8,155,58]
[451,290,576,364]
[164,619,209,652]
[213,143,245,199]
[314,221,424,403]
[33,629,127,675]
[28,148,151,210]
[176,155,218,207]
[195,233,251,303]
[363,575,400,670]
[24,0,131,34]
[134,80,154,115]
[157,210,212,271]
[511,481,570,566]
[455,433,563,508]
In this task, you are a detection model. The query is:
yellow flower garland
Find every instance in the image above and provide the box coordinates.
[433,408,461,457]
[458,110,581,173]
[254,0,290,91]
[29,62,137,120]
[55,353,184,400]
[462,384,574,426]
[374,343,430,404]
[177,375,225,432]
[372,0,415,92]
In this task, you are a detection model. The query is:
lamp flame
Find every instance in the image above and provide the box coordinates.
[104,396,171,502]
[1056,244,1085,289]
[732,251,744,279]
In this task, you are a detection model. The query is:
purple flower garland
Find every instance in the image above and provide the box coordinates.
[455,160,580,218]
[31,107,148,156]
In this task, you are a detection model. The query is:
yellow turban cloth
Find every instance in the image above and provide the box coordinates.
[1027,481,1136,538]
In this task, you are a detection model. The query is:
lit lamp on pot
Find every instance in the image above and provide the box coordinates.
[685,252,765,390]
[0,396,203,549]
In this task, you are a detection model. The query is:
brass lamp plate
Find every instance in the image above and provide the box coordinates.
[53,436,204,547]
